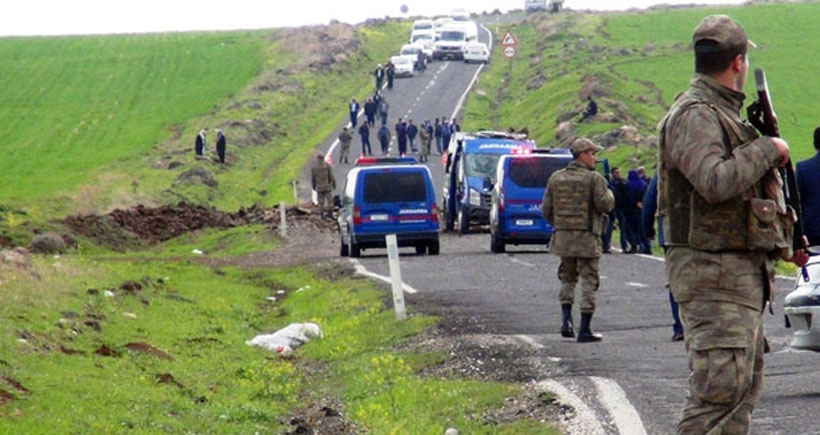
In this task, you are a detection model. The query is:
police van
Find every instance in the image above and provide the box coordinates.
[337,159,439,257]
[442,131,535,233]
[489,151,573,253]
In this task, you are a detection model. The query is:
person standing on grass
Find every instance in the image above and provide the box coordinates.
[194,128,207,157]
[215,129,226,164]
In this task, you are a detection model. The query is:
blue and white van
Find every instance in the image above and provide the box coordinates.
[442,131,535,233]
[489,151,573,253]
[338,163,439,257]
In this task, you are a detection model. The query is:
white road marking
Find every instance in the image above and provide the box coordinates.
[508,257,536,267]
[626,282,648,288]
[591,376,648,435]
[352,259,418,294]
[536,379,606,435]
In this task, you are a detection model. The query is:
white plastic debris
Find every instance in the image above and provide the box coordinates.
[192,249,203,255]
[104,290,116,297]
[246,322,323,355]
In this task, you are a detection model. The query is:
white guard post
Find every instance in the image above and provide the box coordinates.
[386,234,407,321]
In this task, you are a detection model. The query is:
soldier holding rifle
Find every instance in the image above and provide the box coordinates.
[658,15,807,434]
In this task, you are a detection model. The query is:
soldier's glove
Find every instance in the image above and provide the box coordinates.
[746,101,777,137]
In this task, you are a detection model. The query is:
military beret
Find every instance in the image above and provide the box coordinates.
[570,138,602,155]
[693,15,754,53]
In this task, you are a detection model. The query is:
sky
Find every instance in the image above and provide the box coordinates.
[5,0,747,37]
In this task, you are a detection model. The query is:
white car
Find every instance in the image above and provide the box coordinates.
[390,56,415,77]
[463,42,490,64]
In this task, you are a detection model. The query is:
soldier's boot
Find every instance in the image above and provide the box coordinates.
[560,304,575,338]
[577,312,602,343]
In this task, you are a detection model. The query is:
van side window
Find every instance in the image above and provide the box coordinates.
[363,172,426,203]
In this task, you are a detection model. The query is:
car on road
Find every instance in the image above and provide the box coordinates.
[489,151,573,253]
[442,130,535,233]
[433,21,476,60]
[399,43,428,70]
[390,56,415,77]
[338,162,440,257]
[463,42,490,64]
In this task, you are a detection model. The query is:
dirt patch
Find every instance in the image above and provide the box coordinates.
[124,342,173,360]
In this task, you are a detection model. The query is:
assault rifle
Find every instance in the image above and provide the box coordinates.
[747,67,807,253]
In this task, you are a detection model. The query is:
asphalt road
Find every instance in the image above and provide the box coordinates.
[308,22,820,435]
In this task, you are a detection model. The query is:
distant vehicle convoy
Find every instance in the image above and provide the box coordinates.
[526,0,564,13]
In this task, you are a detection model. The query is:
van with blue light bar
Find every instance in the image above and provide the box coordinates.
[489,151,573,252]
[338,164,439,257]
[441,130,535,234]
[355,156,418,166]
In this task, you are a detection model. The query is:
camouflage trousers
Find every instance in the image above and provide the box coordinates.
[557,256,599,313]
[316,190,333,217]
[677,300,765,435]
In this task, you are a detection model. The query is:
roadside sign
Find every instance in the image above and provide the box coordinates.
[503,46,516,59]
[501,30,518,47]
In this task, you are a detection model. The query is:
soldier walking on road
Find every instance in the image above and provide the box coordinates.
[338,127,353,164]
[659,15,806,434]
[542,138,614,343]
[310,153,336,219]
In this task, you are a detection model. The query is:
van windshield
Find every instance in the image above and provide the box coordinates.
[440,31,466,41]
[465,154,501,178]
[363,172,427,203]
[508,158,571,188]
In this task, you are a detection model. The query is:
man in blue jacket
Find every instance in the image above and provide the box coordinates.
[642,173,683,342]
[796,126,820,246]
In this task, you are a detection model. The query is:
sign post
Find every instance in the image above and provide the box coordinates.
[500,30,518,70]
[385,234,407,321]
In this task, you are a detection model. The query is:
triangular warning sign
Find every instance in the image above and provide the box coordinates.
[501,30,518,47]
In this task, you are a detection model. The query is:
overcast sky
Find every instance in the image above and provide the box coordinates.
[4,0,747,37]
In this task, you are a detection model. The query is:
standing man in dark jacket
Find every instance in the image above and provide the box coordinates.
[377,124,391,155]
[642,173,683,341]
[374,64,385,90]
[406,119,419,153]
[215,129,226,164]
[395,118,408,157]
[610,167,629,252]
[434,118,443,154]
[796,126,820,246]
[386,62,395,91]
[364,97,376,127]
[542,138,614,342]
[378,98,389,126]
[349,98,360,128]
[358,123,372,157]
[194,128,207,158]
[441,118,452,153]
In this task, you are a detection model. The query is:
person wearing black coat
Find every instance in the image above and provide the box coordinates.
[395,118,407,156]
[358,123,372,156]
[215,129,226,164]
[406,120,419,153]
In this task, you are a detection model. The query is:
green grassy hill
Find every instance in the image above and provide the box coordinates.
[469,2,820,170]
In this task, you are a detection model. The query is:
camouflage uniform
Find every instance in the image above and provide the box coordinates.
[338,128,353,164]
[311,155,336,218]
[542,140,614,342]
[658,16,789,434]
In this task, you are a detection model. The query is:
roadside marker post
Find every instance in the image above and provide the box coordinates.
[386,234,407,321]
[279,201,287,238]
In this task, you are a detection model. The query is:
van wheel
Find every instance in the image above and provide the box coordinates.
[415,245,426,255]
[458,208,469,234]
[340,239,349,257]
[350,242,361,258]
[490,232,505,253]
[428,241,440,255]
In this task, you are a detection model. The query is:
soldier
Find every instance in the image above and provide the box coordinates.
[541,137,614,343]
[310,153,336,219]
[337,127,353,164]
[658,15,806,434]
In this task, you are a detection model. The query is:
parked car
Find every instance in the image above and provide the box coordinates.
[390,56,415,77]
[399,43,428,69]
[463,42,490,63]
[441,130,535,233]
[411,18,434,33]
[337,162,440,257]
[433,17,454,39]
[489,151,573,253]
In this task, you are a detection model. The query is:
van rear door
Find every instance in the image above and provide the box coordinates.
[503,156,571,232]
[357,169,435,235]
